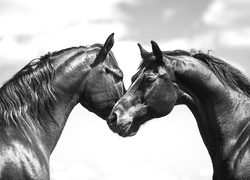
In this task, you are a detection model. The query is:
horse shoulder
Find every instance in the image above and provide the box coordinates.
[233,131,250,179]
[0,140,49,180]
[224,117,250,179]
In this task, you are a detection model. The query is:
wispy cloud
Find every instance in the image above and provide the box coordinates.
[0,0,129,63]
[218,27,250,48]
[162,8,176,20]
[200,0,250,49]
[202,0,250,27]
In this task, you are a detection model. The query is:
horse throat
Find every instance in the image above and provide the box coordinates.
[176,60,250,176]
[174,59,229,153]
[177,83,221,156]
[46,76,86,154]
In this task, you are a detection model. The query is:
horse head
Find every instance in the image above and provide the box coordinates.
[53,33,125,120]
[108,41,180,137]
[79,33,126,119]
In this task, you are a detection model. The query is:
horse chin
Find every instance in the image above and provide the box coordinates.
[117,125,139,137]
[117,116,147,137]
[110,119,139,137]
[114,121,132,137]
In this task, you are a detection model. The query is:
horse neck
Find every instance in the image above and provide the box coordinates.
[45,52,92,153]
[173,56,250,160]
[46,92,79,153]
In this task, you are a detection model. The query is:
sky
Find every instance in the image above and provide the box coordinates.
[0,0,250,179]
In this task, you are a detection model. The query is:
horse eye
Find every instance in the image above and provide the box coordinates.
[114,75,122,83]
[104,67,123,83]
[145,76,156,83]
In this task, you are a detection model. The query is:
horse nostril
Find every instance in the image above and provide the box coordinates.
[109,113,117,125]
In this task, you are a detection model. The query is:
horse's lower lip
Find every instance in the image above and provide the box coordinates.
[117,122,132,137]
[107,119,136,137]
[128,131,137,137]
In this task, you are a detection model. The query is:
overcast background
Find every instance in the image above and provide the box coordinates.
[0,0,250,179]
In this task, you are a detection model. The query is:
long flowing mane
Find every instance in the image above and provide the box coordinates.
[0,56,56,128]
[192,51,250,96]
[0,46,81,128]
[139,49,250,97]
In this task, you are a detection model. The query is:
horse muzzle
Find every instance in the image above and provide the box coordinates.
[108,112,136,137]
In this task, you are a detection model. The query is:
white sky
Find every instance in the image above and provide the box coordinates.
[0,0,250,179]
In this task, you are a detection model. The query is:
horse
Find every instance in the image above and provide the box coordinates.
[0,33,125,180]
[108,41,250,179]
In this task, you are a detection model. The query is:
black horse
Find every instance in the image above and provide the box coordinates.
[0,33,125,179]
[108,41,250,179]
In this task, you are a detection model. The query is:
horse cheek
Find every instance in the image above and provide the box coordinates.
[156,83,177,116]
[164,89,177,113]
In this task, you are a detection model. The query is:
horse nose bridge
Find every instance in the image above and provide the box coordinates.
[109,93,136,120]
[111,102,125,118]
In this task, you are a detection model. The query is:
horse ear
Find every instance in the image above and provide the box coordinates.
[138,43,149,59]
[151,41,163,63]
[90,33,114,67]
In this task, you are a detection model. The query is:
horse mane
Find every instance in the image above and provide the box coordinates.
[0,46,85,128]
[39,43,103,60]
[139,49,250,96]
[192,51,250,96]
[0,56,57,128]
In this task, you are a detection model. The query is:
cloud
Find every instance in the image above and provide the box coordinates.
[162,8,176,20]
[0,0,130,63]
[0,37,40,62]
[155,31,217,51]
[156,25,250,55]
[115,0,211,43]
[218,27,250,47]
[0,0,135,37]
[202,0,250,27]
[202,0,250,49]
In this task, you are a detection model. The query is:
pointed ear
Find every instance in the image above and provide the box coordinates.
[151,41,163,64]
[137,43,149,59]
[103,32,114,53]
[91,33,114,67]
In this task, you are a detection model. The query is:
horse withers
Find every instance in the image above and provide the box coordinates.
[108,41,250,179]
[0,33,125,179]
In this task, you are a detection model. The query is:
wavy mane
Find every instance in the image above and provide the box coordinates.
[192,52,250,96]
[0,55,56,128]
